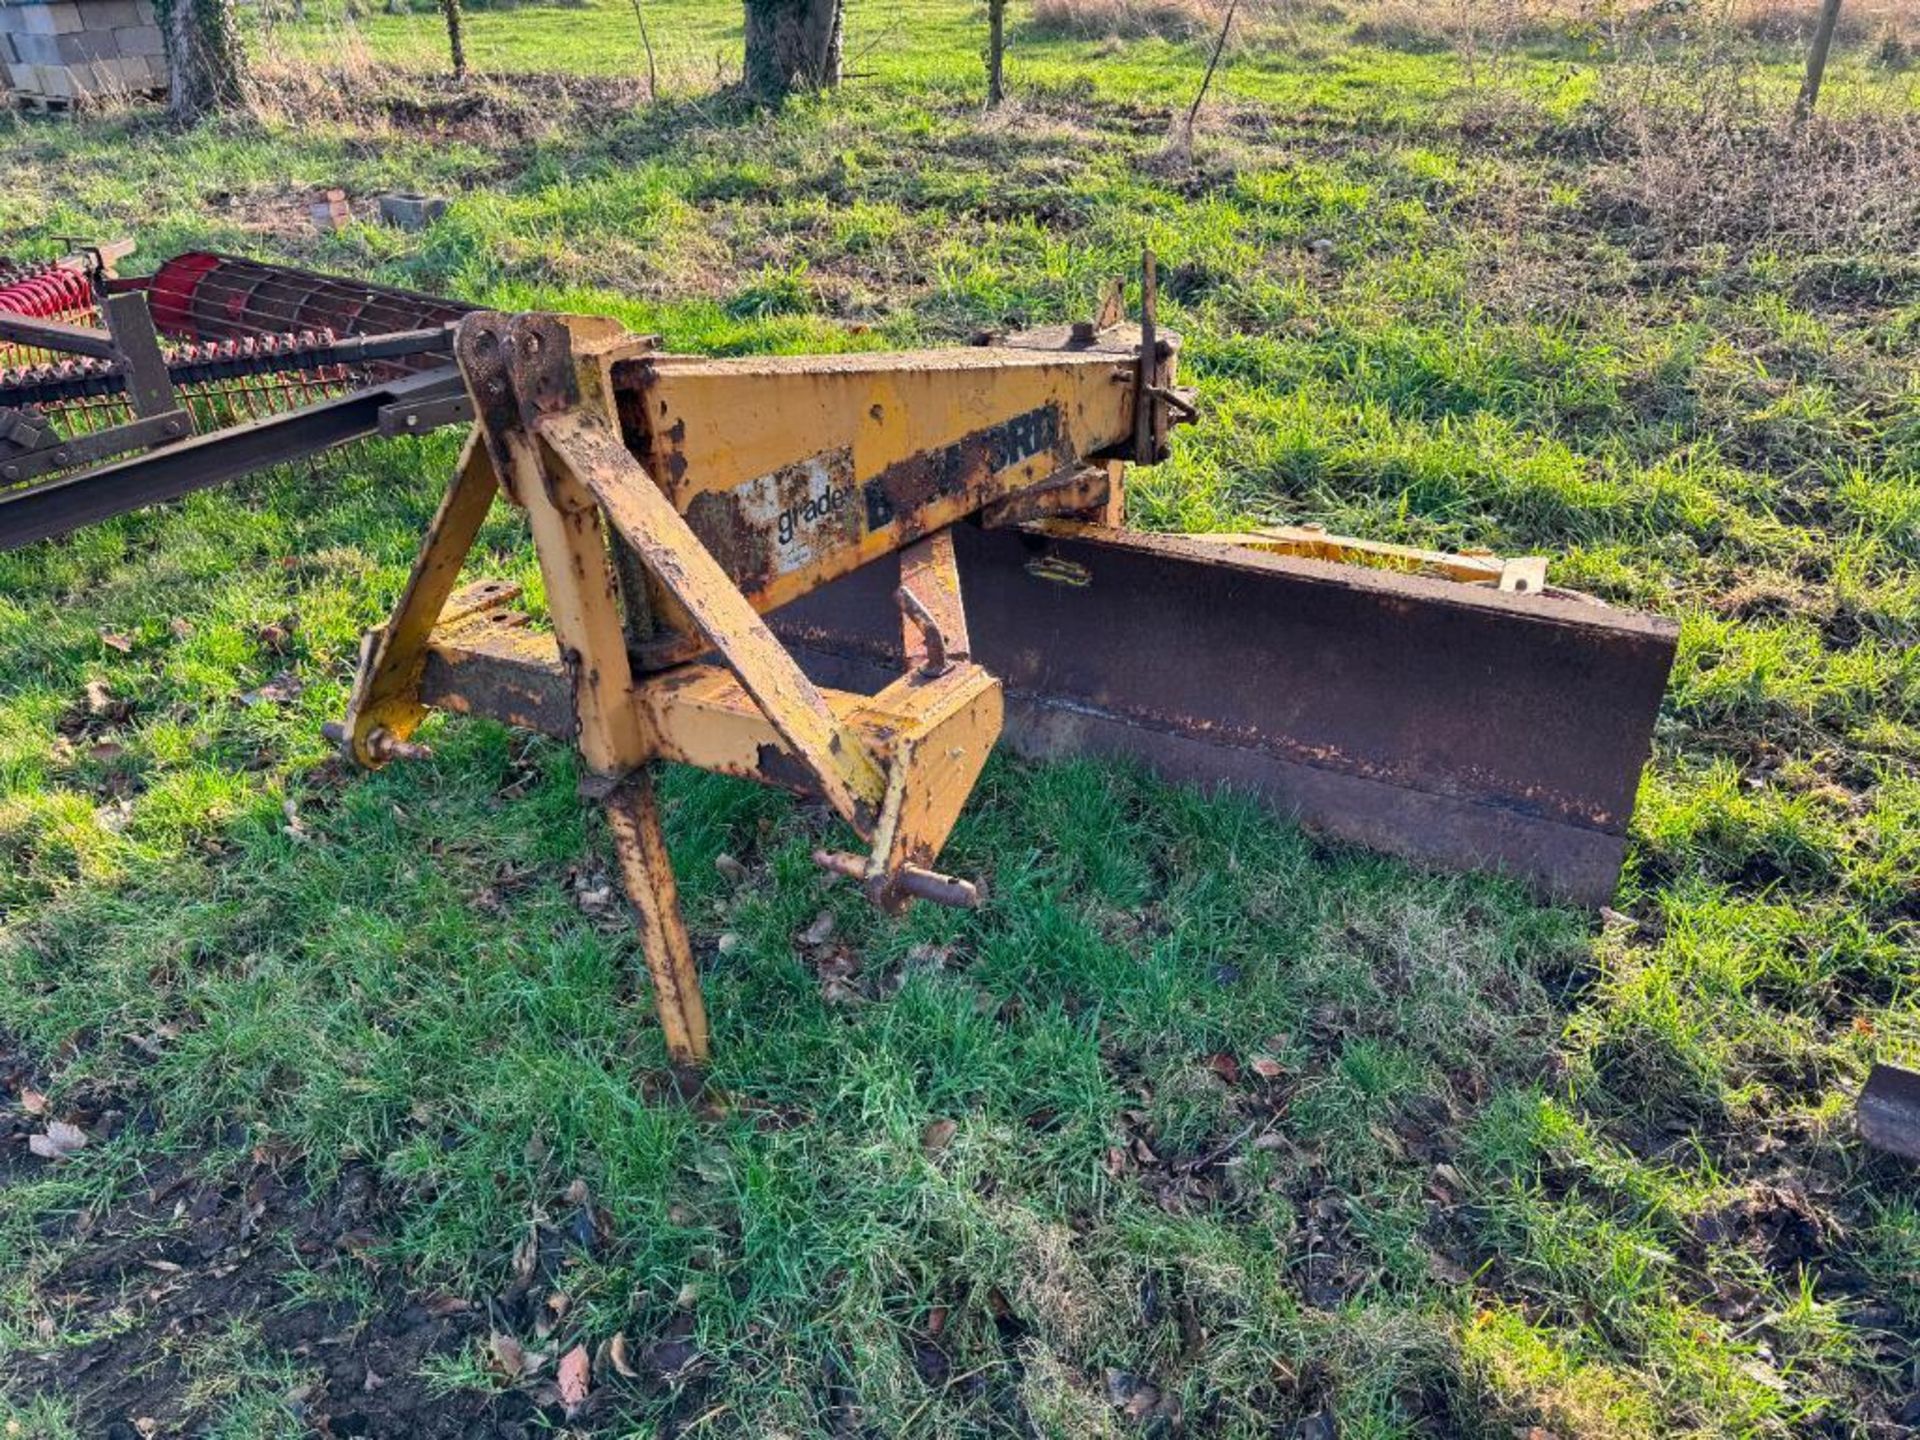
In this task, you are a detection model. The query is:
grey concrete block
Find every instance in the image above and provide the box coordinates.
[114,23,164,55]
[86,56,147,92]
[34,62,76,96]
[132,0,158,24]
[9,30,56,63]
[378,193,450,230]
[24,4,87,36]
[86,0,143,27]
[56,29,121,61]
[5,60,39,91]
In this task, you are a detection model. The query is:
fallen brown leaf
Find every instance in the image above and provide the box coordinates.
[643,1337,698,1378]
[558,1343,591,1416]
[99,630,134,653]
[921,1118,958,1156]
[1248,1054,1284,1080]
[512,1225,542,1283]
[607,1331,639,1378]
[19,1088,47,1116]
[29,1119,88,1161]
[489,1331,528,1380]
[799,910,836,947]
[239,671,305,707]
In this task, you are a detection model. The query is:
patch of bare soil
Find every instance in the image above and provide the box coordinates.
[3,1031,722,1436]
[1,1034,523,1436]
[2,1143,527,1437]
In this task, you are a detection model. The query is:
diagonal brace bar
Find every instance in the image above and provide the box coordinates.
[535,405,889,834]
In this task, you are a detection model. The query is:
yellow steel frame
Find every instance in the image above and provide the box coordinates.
[337,308,1157,1065]
[334,295,1577,1066]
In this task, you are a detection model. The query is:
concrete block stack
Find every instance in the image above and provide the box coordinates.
[1,0,169,108]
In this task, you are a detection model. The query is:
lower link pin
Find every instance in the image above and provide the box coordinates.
[812,849,981,910]
[320,722,433,765]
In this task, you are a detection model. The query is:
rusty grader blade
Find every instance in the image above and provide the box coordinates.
[772,521,1679,905]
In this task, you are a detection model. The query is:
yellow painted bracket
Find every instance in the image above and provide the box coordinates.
[535,405,891,834]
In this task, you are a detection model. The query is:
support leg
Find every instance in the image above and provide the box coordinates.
[340,430,499,765]
[605,772,711,1067]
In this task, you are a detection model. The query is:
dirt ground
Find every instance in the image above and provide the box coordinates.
[2,1038,737,1437]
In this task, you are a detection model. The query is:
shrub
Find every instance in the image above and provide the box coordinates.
[1026,0,1218,41]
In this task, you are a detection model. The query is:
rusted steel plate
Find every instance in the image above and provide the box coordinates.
[418,622,575,739]
[771,522,1679,905]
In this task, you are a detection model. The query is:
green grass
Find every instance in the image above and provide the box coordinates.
[3,1,1919,1434]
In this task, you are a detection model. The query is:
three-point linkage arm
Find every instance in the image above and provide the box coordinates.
[333,291,1189,1065]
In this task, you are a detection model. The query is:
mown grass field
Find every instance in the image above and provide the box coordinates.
[2,1,1918,1435]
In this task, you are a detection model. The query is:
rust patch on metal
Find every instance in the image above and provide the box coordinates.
[755,741,819,794]
[861,403,1064,542]
[681,447,860,595]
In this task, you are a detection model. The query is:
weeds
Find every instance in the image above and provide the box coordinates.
[1026,0,1218,41]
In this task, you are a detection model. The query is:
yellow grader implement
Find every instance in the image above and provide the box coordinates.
[319,278,1676,1067]
[2,245,1678,1067]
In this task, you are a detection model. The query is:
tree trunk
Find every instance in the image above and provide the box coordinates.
[1795,0,1844,121]
[743,0,842,103]
[163,0,250,121]
[986,0,1004,107]
[441,0,468,79]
